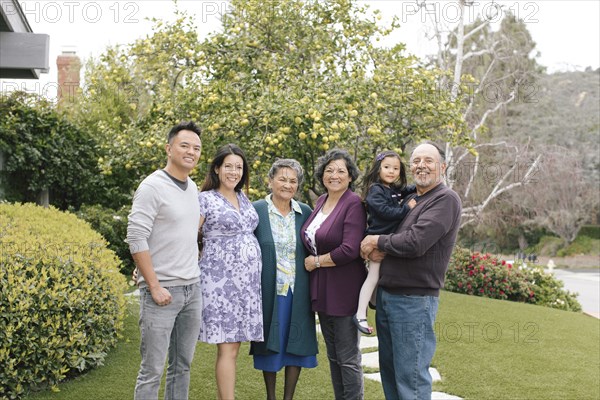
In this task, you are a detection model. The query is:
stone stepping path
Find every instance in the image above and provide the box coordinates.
[127,296,464,398]
[316,323,463,399]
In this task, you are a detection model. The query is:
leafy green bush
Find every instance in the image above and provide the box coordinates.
[445,247,581,312]
[557,235,600,257]
[578,225,600,240]
[531,228,600,257]
[0,203,127,399]
[0,91,104,209]
[531,235,565,257]
[71,204,134,276]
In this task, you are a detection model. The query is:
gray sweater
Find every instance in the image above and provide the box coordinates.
[127,170,200,288]
[377,183,462,296]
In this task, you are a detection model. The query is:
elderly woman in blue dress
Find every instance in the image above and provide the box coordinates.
[251,159,318,400]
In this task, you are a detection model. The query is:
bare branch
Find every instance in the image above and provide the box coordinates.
[471,140,511,149]
[479,154,541,214]
[452,148,470,169]
[470,88,516,136]
[463,48,494,60]
[464,152,479,198]
[450,0,466,100]
[463,18,490,41]
[464,58,497,118]
[453,140,513,188]
[423,0,544,230]
[460,217,477,229]
[445,143,455,189]
[461,206,480,215]
[424,2,449,72]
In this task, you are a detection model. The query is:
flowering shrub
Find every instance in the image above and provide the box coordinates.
[445,247,581,312]
[528,266,582,311]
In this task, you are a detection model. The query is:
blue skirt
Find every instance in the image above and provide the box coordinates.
[253,290,318,372]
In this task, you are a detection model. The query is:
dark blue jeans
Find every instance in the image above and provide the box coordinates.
[376,289,439,400]
[318,313,364,400]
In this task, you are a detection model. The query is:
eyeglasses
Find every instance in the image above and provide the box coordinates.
[410,158,438,167]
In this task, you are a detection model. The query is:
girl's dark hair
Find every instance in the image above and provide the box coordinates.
[362,150,407,199]
[315,148,360,192]
[200,143,249,192]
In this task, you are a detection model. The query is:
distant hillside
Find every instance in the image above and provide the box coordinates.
[499,70,600,174]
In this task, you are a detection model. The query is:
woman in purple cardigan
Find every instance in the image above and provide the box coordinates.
[300,148,367,400]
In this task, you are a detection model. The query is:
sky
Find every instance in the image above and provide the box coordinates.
[2,0,599,99]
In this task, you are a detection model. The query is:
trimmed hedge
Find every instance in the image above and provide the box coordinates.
[0,203,127,399]
[71,204,134,276]
[445,247,581,312]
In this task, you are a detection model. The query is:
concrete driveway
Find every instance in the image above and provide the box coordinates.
[551,268,600,318]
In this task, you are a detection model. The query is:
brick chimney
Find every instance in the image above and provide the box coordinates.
[56,48,81,105]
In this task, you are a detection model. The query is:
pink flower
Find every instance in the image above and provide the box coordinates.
[501,260,506,266]
[469,270,474,276]
[507,264,512,269]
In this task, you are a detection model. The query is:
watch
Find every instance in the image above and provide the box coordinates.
[315,255,320,269]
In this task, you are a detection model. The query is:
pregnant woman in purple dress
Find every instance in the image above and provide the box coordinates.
[198,144,263,400]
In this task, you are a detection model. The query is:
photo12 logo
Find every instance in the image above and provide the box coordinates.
[435,321,540,344]
[400,1,540,24]
[198,2,233,24]
[3,1,141,24]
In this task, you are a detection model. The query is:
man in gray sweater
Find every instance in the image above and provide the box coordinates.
[360,142,462,400]
[127,121,202,400]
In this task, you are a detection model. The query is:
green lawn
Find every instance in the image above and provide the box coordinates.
[26,292,599,400]
[432,292,600,400]
[25,297,384,400]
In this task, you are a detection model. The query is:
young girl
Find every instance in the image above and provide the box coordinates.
[354,150,417,334]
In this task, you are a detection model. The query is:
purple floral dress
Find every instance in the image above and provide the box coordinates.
[198,190,263,344]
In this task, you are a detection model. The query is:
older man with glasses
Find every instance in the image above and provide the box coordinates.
[360,142,462,400]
